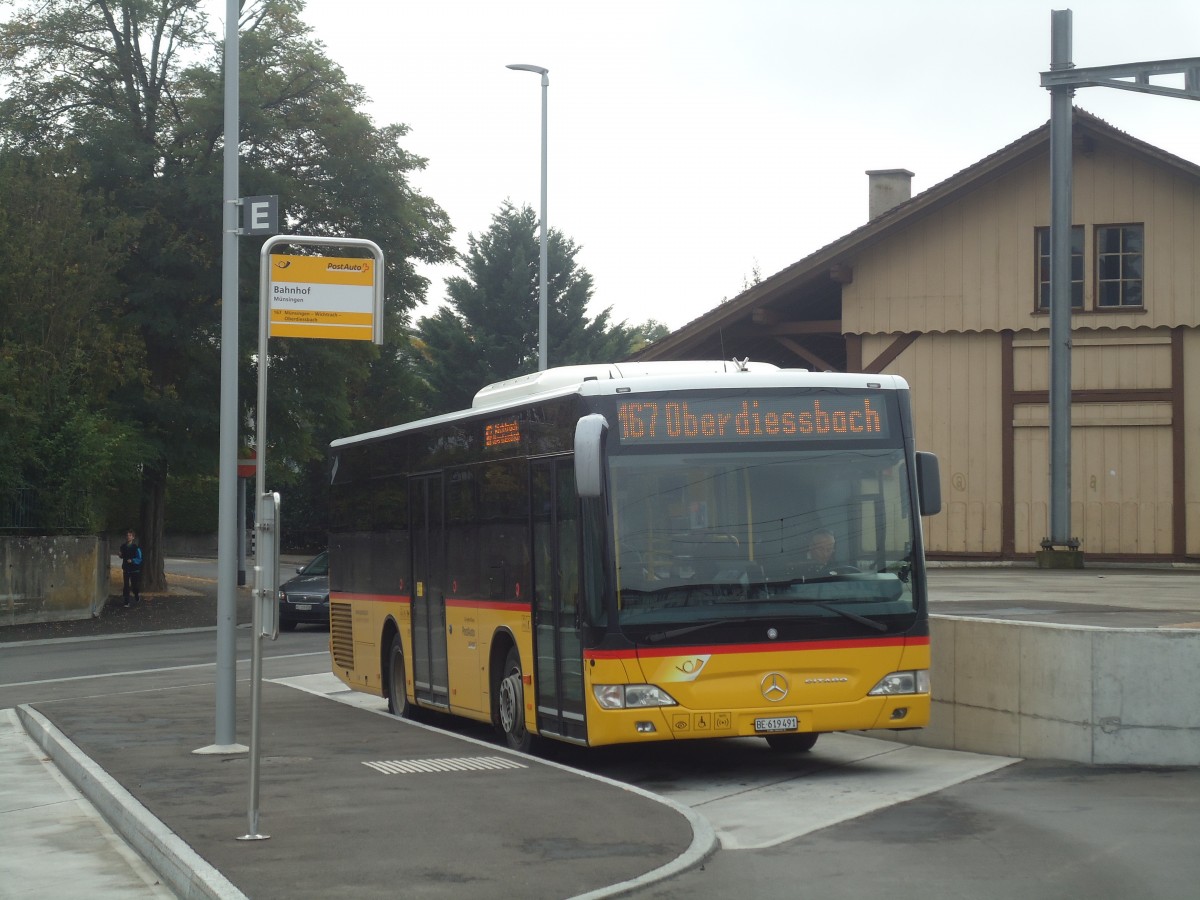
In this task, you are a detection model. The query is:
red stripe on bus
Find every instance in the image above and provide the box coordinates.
[330,593,529,612]
[445,598,529,612]
[330,592,407,604]
[584,635,927,660]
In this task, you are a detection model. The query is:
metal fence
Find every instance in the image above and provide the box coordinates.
[1,488,92,534]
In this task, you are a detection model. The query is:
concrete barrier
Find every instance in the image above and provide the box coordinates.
[0,535,109,626]
[867,615,1200,766]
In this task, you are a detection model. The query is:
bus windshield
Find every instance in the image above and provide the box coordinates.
[608,448,918,638]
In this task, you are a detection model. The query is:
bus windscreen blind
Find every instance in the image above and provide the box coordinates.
[615,395,890,445]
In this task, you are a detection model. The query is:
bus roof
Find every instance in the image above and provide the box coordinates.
[471,360,782,409]
[331,361,910,449]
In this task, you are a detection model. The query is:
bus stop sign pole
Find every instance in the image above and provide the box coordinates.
[238,234,384,841]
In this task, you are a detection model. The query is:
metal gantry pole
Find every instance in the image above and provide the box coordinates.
[1046,9,1075,550]
[1038,11,1200,559]
[200,0,247,755]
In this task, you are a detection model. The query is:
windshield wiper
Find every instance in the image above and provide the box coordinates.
[643,616,763,644]
[786,570,867,585]
[808,601,888,632]
[640,598,890,642]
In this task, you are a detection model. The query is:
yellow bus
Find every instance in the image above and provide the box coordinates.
[328,361,941,753]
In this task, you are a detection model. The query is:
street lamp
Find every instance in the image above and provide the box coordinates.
[507,63,549,371]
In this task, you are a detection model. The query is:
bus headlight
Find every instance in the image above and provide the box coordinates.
[592,684,678,710]
[868,670,930,696]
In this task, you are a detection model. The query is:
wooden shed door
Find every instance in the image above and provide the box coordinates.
[1013,412,1174,555]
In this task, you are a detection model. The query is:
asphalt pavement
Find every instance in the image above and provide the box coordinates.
[4,560,1200,899]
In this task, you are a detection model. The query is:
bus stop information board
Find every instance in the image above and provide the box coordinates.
[269,253,376,340]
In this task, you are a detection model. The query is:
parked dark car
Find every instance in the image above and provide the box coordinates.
[278,550,329,631]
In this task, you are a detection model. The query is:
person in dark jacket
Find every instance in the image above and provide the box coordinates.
[119,529,143,607]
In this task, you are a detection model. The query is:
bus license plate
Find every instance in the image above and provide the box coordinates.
[294,603,313,611]
[754,716,798,733]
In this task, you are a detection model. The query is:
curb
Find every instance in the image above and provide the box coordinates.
[16,704,247,900]
[353,700,720,899]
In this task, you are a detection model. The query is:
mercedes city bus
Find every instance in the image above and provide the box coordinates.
[327,360,941,752]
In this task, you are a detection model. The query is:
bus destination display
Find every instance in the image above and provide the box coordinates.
[615,395,890,445]
[484,419,521,448]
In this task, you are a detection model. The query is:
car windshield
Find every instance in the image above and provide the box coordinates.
[300,551,329,576]
[607,448,918,636]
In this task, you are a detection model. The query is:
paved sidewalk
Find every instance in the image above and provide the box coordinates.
[14,683,710,900]
[0,570,247,645]
[927,564,1200,628]
[0,708,176,899]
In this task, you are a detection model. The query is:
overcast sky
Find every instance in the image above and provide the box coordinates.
[213,0,1200,331]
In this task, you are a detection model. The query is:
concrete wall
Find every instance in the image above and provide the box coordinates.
[868,615,1200,766]
[1,536,109,626]
[159,533,220,557]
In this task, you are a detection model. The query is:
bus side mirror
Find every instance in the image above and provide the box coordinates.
[916,451,941,516]
[575,414,608,498]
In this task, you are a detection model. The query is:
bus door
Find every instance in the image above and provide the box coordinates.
[531,457,586,742]
[411,473,449,708]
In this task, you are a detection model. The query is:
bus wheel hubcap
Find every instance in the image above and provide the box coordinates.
[500,671,521,733]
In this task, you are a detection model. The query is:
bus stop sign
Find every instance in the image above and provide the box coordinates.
[242,195,280,236]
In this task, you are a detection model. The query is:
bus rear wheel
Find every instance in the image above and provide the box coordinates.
[386,634,411,718]
[496,646,533,753]
[766,732,819,753]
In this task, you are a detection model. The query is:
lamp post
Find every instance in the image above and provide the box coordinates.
[507,63,549,371]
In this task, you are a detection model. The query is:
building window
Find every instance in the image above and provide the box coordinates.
[1096,224,1144,308]
[1035,223,1145,312]
[1036,226,1083,310]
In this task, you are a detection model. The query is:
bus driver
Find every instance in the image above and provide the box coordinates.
[807,529,836,568]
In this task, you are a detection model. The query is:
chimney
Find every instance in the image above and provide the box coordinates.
[867,169,914,220]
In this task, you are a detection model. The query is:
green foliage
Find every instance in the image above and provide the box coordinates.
[165,473,220,534]
[0,150,141,532]
[0,0,453,544]
[628,319,671,355]
[416,201,636,414]
[199,0,454,484]
[0,2,655,545]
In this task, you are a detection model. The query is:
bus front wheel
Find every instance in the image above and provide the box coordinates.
[386,634,411,718]
[496,646,533,753]
[766,732,819,753]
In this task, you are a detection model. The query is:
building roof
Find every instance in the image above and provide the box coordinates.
[634,107,1200,364]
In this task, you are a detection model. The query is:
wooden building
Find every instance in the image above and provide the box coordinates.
[634,109,1200,562]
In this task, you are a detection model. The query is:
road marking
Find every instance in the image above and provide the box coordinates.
[3,652,328,688]
[271,672,388,711]
[669,735,1017,849]
[363,756,527,775]
[1,626,243,649]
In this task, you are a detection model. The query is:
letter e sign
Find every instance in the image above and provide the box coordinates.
[242,195,280,235]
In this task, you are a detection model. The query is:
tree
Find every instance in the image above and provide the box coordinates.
[0,0,453,584]
[0,149,141,533]
[416,201,635,413]
[629,319,671,355]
